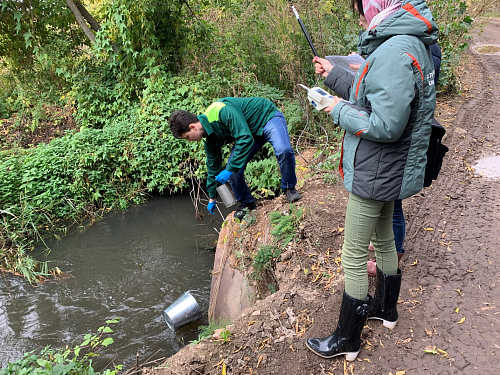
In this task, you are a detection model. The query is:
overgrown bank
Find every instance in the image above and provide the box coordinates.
[0,0,482,283]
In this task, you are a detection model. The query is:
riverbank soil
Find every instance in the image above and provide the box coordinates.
[144,19,500,375]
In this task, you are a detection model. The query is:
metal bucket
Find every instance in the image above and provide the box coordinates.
[216,184,237,208]
[163,291,202,331]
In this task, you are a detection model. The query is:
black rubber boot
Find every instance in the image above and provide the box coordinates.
[368,267,402,329]
[234,201,257,220]
[284,188,301,203]
[306,291,370,361]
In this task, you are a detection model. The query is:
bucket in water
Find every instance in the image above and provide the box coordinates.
[163,291,202,331]
[216,184,237,208]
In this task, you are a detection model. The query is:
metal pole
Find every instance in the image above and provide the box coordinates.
[291,5,319,57]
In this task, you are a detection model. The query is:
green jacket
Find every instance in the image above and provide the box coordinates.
[197,97,278,198]
[330,0,439,201]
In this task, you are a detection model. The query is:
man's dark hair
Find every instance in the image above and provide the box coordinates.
[169,110,199,139]
[351,0,364,16]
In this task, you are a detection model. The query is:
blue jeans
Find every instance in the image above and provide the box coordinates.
[393,199,405,254]
[227,111,297,205]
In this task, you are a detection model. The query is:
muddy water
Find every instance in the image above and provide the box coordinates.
[0,195,227,370]
[474,44,500,54]
[473,155,500,178]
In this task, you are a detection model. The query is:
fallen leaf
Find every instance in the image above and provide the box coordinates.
[457,317,466,324]
[423,227,434,231]
[437,349,448,357]
[256,354,265,368]
[233,346,242,354]
[214,359,225,367]
[396,371,406,375]
[259,338,270,349]
[423,345,438,354]
[455,308,460,313]
[396,338,412,345]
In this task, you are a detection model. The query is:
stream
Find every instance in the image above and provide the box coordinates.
[0,194,228,370]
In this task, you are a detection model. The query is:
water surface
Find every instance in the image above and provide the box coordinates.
[473,156,500,178]
[0,194,227,370]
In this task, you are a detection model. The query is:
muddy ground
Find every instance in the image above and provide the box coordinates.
[142,18,500,375]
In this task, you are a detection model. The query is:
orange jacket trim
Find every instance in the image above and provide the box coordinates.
[403,3,432,34]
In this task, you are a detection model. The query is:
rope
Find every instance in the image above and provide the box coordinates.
[294,92,330,164]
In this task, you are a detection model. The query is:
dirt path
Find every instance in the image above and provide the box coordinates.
[144,18,500,375]
[396,18,500,374]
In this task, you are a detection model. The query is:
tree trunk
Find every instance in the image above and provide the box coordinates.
[74,0,101,33]
[64,0,96,43]
[64,0,118,53]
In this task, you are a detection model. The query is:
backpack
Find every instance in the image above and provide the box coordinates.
[424,118,449,187]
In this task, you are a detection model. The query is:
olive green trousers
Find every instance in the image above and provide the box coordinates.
[342,193,399,300]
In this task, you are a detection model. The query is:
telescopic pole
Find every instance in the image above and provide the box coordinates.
[291,5,319,57]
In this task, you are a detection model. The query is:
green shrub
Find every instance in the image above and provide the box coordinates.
[250,204,304,283]
[427,0,474,92]
[253,244,281,274]
[269,204,304,246]
[0,320,121,375]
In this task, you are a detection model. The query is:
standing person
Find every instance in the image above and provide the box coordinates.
[169,97,301,220]
[365,42,442,276]
[315,43,442,276]
[305,0,438,361]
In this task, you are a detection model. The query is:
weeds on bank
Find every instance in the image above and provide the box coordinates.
[0,319,121,375]
[269,204,304,245]
[250,204,305,291]
[190,318,232,345]
[303,139,342,185]
[253,244,280,275]
[239,209,258,227]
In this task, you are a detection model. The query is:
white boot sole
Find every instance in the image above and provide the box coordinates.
[305,341,360,361]
[368,316,397,330]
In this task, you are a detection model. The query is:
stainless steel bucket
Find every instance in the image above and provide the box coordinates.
[163,291,202,331]
[216,184,237,208]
